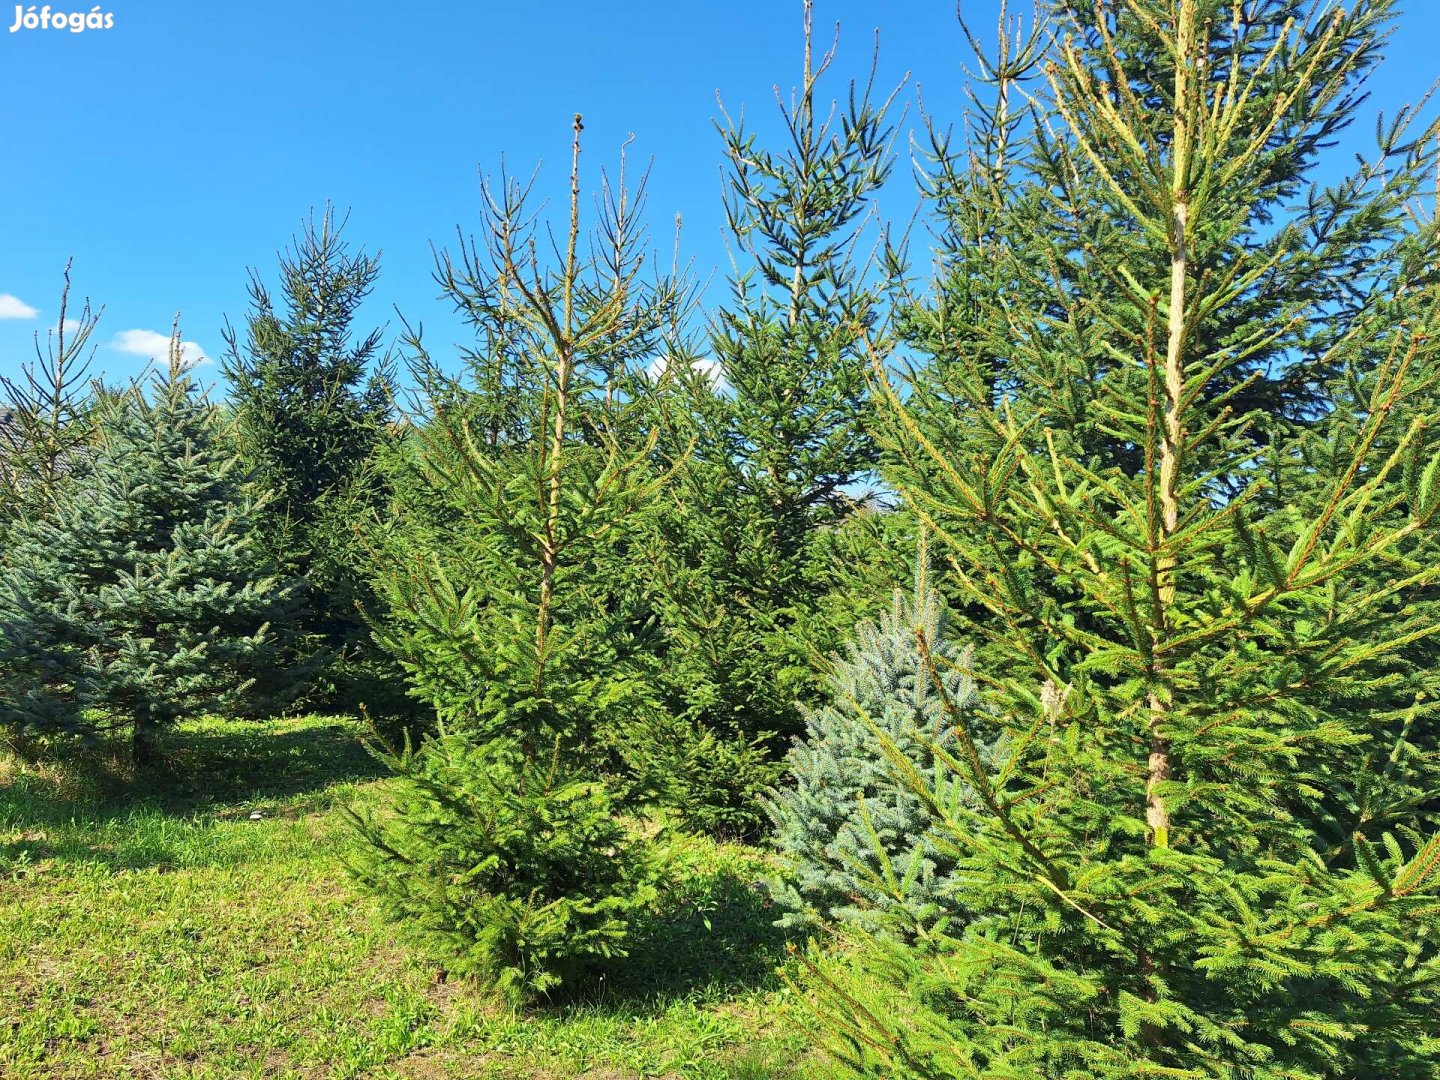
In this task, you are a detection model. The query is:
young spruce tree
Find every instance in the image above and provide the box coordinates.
[0,334,295,764]
[798,2,1440,1076]
[0,262,102,526]
[348,120,682,1001]
[221,207,395,691]
[767,557,991,933]
[642,1,905,834]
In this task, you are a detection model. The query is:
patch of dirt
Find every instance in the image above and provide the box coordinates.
[384,1048,509,1079]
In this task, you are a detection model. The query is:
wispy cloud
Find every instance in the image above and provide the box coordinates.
[111,329,211,370]
[0,294,39,320]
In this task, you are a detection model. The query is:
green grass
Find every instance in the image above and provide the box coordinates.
[0,716,809,1079]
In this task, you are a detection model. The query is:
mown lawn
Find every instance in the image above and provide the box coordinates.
[0,716,808,1079]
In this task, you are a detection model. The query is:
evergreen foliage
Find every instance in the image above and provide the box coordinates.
[9,4,1440,1060]
[0,263,101,524]
[619,710,781,842]
[369,122,683,761]
[640,2,906,832]
[351,120,683,999]
[222,206,393,523]
[221,207,396,697]
[0,337,296,764]
[767,568,988,932]
[346,732,658,1005]
[794,1,1440,1076]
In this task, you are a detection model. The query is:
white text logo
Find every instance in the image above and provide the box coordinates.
[9,6,114,32]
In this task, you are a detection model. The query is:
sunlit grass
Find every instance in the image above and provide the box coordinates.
[0,715,807,1079]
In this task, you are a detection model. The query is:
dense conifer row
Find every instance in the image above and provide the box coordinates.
[4,1,1440,1069]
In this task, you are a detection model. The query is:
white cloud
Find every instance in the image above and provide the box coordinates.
[647,354,727,390]
[45,317,84,339]
[0,294,39,320]
[111,328,211,370]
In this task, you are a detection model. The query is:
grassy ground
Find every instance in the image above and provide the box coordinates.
[0,716,808,1079]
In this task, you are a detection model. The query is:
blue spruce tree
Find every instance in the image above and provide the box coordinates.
[0,336,297,764]
[767,566,989,932]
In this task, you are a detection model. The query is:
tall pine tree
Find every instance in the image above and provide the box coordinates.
[349,120,681,999]
[641,2,906,833]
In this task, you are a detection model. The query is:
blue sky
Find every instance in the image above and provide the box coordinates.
[1,0,1438,388]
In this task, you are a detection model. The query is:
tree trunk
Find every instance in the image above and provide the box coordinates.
[132,718,155,769]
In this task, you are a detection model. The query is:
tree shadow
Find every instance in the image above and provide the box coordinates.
[550,864,793,1012]
[0,716,387,873]
[156,717,387,809]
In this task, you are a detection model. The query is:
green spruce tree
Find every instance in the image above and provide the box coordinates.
[798,1,1440,1076]
[221,206,395,690]
[0,333,296,764]
[641,1,907,834]
[0,262,102,525]
[348,119,681,1000]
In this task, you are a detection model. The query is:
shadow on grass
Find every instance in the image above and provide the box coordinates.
[158,717,387,807]
[619,871,789,999]
[546,863,793,1013]
[0,716,386,872]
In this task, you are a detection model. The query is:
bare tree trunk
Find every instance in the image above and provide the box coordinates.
[1148,0,1197,854]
